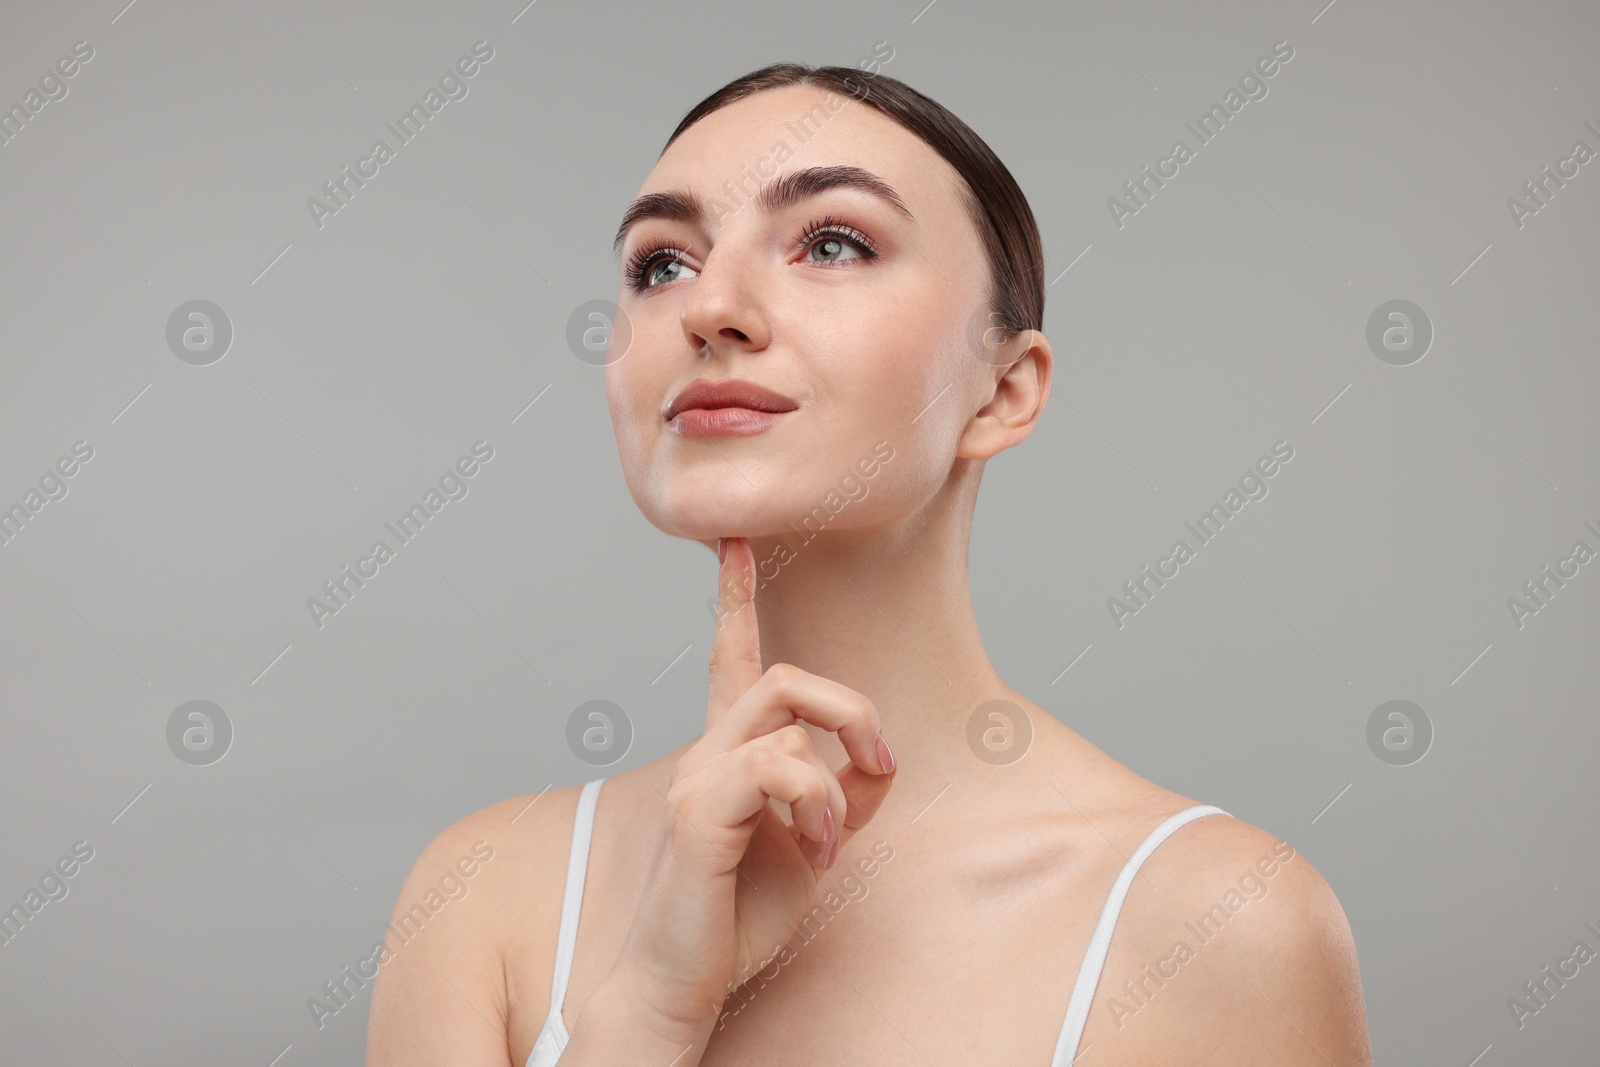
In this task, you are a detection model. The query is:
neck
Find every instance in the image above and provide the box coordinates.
[738,484,1012,791]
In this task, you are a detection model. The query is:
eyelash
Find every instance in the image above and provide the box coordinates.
[623,214,879,292]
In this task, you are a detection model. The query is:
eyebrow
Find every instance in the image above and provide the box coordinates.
[612,164,915,257]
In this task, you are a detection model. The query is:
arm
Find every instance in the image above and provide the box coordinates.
[1216,847,1373,1065]
[363,794,723,1067]
[1133,818,1374,1066]
[372,539,896,1064]
[365,804,522,1066]
[552,968,721,1065]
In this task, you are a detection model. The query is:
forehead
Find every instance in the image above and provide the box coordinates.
[628,83,967,242]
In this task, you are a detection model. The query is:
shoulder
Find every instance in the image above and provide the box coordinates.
[1109,810,1372,1065]
[386,785,591,944]
[365,786,590,1066]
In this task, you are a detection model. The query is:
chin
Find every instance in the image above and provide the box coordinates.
[644,490,801,543]
[624,460,798,538]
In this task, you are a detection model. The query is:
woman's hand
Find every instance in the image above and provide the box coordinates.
[607,536,897,1033]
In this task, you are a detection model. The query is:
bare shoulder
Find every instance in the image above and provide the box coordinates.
[365,786,590,1067]
[1093,808,1373,1065]
[1020,714,1370,1062]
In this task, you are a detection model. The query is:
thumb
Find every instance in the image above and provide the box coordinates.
[830,759,895,852]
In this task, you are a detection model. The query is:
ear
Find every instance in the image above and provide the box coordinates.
[956,329,1052,461]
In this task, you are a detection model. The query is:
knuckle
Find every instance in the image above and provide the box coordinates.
[773,722,810,755]
[744,743,782,776]
[764,661,801,687]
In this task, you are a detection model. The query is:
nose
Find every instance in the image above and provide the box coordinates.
[678,244,770,358]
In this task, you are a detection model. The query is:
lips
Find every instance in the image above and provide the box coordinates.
[664,378,799,421]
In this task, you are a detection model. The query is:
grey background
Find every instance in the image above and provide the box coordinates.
[1,0,1596,1063]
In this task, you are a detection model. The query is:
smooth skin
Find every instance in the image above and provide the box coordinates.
[367,83,1372,1066]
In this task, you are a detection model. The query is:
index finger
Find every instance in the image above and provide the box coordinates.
[707,536,761,729]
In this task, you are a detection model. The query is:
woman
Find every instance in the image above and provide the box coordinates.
[367,63,1372,1066]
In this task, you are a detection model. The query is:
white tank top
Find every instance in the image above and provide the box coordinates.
[525,777,1230,1066]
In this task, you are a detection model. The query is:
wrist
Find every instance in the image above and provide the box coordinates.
[582,967,720,1053]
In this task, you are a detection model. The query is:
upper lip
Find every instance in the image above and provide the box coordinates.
[664,378,798,420]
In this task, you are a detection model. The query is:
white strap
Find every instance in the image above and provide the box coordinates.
[1050,804,1231,1066]
[549,778,606,1019]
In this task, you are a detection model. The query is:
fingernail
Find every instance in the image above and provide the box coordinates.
[875,734,896,774]
[824,838,840,870]
[718,537,727,564]
[822,805,835,843]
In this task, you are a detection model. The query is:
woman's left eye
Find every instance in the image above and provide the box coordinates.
[796,219,877,266]
[803,232,870,264]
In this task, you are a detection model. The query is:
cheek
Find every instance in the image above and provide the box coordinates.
[868,330,988,490]
[865,321,973,448]
[605,366,655,472]
[810,390,962,520]
[824,319,949,427]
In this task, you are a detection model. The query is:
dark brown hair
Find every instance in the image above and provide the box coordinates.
[662,63,1044,342]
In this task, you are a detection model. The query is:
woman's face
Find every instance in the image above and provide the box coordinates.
[606,83,1021,546]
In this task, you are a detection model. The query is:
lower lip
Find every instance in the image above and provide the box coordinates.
[668,407,793,438]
